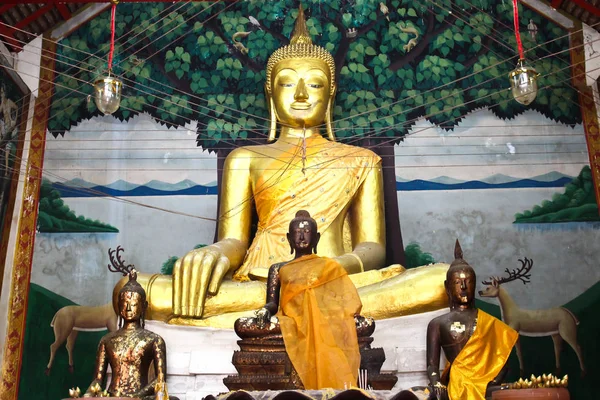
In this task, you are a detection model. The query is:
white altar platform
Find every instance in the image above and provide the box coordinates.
[146,309,447,400]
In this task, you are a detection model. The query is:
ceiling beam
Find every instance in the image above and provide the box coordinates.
[15,4,54,30]
[50,3,110,40]
[522,0,575,30]
[56,4,72,20]
[0,4,14,14]
[569,0,600,17]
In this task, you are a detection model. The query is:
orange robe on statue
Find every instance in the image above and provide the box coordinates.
[277,254,362,390]
[446,310,518,400]
[232,135,380,280]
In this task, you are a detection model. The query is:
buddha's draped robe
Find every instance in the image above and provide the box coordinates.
[232,135,380,281]
[446,310,518,400]
[277,254,361,390]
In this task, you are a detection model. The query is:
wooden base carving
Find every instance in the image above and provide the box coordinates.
[223,335,398,391]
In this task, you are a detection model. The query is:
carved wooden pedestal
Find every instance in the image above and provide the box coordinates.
[223,335,398,391]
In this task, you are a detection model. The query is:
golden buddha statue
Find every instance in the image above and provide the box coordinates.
[128,6,449,328]
[85,249,171,399]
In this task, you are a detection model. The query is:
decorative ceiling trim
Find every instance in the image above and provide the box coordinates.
[50,3,110,41]
[522,0,576,29]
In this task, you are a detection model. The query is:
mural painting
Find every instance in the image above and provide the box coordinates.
[5,0,598,399]
[0,68,25,251]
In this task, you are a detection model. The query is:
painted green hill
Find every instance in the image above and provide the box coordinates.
[37,179,119,233]
[514,166,600,223]
[18,283,106,400]
[477,279,600,400]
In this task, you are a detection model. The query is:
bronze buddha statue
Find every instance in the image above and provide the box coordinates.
[126,6,449,328]
[247,210,363,389]
[85,249,170,399]
[226,210,397,391]
[425,241,518,400]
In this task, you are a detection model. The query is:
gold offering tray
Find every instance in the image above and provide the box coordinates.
[492,388,570,399]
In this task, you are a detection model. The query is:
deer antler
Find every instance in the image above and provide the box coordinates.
[107,246,135,277]
[483,257,533,286]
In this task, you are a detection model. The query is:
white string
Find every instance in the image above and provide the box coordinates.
[9,30,599,151]
[1,60,592,226]
[4,3,597,137]
[3,48,597,165]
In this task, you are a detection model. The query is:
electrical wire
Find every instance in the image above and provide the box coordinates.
[4,45,598,166]
[1,72,592,227]
[10,28,600,155]
[6,55,594,168]
[3,2,596,138]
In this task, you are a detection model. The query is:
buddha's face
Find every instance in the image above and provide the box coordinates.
[271,59,332,128]
[445,267,475,307]
[118,291,144,321]
[287,219,319,255]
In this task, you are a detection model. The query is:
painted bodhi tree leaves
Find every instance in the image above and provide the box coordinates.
[48,0,579,148]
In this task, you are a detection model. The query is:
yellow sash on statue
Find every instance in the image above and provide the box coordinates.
[447,310,518,400]
[233,135,380,280]
[277,254,362,390]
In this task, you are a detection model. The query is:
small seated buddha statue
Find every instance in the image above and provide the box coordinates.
[226,210,396,391]
[236,210,363,389]
[425,241,518,400]
[84,249,173,399]
[128,5,448,328]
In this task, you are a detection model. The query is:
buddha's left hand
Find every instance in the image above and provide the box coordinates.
[255,307,271,329]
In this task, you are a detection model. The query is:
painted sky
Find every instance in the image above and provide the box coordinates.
[395,109,588,181]
[44,113,217,186]
[43,110,589,187]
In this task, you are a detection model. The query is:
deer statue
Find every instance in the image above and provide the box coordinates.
[45,246,132,375]
[479,258,585,377]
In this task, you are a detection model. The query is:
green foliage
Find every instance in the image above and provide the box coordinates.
[160,244,207,275]
[160,256,179,275]
[37,179,119,233]
[49,0,580,147]
[18,284,105,400]
[404,242,436,269]
[514,166,600,223]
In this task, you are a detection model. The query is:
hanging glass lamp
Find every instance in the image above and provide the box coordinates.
[509,59,539,106]
[94,75,122,115]
[94,1,122,115]
[509,0,538,105]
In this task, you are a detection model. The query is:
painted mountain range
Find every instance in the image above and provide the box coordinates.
[396,172,573,191]
[52,178,218,197]
[50,172,573,198]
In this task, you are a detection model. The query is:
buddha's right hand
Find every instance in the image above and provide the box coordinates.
[428,383,448,400]
[172,244,232,318]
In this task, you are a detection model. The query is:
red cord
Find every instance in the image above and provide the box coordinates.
[513,0,524,59]
[108,2,116,73]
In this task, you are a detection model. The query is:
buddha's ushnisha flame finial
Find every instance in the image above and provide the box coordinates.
[265,4,336,94]
[454,239,463,260]
[290,5,312,45]
[449,238,471,269]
